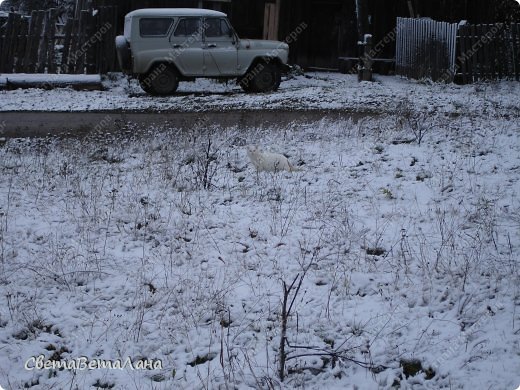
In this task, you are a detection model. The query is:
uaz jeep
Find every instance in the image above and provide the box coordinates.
[116,8,290,95]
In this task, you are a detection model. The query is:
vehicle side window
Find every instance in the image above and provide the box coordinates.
[139,18,173,37]
[174,18,202,37]
[205,18,231,38]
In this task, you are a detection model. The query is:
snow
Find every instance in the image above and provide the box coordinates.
[0,74,102,90]
[0,73,519,389]
[1,72,519,117]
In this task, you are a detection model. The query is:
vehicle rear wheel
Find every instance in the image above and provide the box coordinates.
[241,63,281,93]
[139,65,179,95]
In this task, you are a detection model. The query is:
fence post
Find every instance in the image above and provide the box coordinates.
[358,34,373,81]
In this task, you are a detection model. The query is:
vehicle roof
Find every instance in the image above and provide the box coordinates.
[126,8,227,18]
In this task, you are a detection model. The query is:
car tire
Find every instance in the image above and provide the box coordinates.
[241,63,281,93]
[238,76,255,93]
[139,65,179,95]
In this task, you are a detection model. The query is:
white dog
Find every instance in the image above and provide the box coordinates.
[246,145,300,172]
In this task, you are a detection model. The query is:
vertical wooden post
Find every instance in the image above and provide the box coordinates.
[458,25,468,84]
[86,9,96,74]
[355,0,367,42]
[26,10,45,73]
[23,11,36,72]
[513,23,519,81]
[496,24,504,80]
[61,17,74,73]
[407,0,415,18]
[469,24,478,82]
[75,10,89,73]
[38,10,52,73]
[355,0,370,81]
[108,5,119,72]
[14,17,29,72]
[263,0,280,41]
[46,9,59,73]
[359,34,373,81]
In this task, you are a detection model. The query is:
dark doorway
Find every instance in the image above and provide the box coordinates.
[307,0,344,68]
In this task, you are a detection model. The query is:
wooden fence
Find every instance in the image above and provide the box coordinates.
[458,23,520,83]
[396,17,458,82]
[396,17,520,83]
[0,6,118,74]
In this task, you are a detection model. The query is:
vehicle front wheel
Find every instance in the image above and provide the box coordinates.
[139,65,179,95]
[240,63,281,93]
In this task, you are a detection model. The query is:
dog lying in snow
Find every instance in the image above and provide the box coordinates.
[246,145,300,172]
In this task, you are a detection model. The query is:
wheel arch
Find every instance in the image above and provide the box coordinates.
[142,61,181,77]
[244,56,284,76]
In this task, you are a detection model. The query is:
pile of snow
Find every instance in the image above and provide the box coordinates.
[0,111,518,389]
[0,74,103,92]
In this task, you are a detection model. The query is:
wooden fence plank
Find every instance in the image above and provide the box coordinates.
[479,24,487,80]
[0,22,4,72]
[461,25,470,82]
[496,25,504,80]
[14,17,29,72]
[0,13,12,72]
[38,10,51,73]
[74,10,89,74]
[2,6,121,75]
[46,9,59,73]
[485,24,493,80]
[2,13,19,72]
[98,6,109,74]
[469,24,478,82]
[503,25,510,79]
[487,24,496,80]
[396,18,403,76]
[61,17,74,73]
[477,25,484,81]
[458,25,468,84]
[464,25,474,83]
[23,10,37,72]
[28,11,45,73]
[108,5,118,72]
[513,23,520,81]
[85,11,97,74]
[68,16,80,73]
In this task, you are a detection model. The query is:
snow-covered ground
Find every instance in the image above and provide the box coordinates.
[1,72,519,117]
[0,80,519,389]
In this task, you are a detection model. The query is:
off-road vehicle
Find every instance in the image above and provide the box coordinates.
[116,8,290,95]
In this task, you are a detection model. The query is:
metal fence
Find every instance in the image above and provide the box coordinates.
[396,17,520,83]
[396,17,458,82]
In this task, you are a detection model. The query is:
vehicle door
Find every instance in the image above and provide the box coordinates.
[203,18,238,76]
[169,17,204,76]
